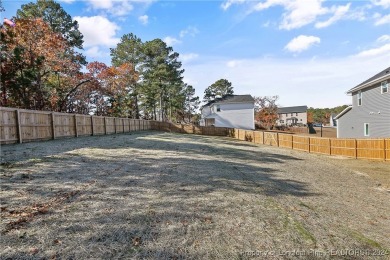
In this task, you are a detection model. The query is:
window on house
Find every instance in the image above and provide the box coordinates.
[291,113,293,116]
[216,105,221,112]
[364,123,369,136]
[381,81,388,94]
[280,120,284,123]
[296,113,298,116]
[358,91,362,106]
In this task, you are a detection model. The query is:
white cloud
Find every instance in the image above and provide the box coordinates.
[249,0,328,30]
[180,53,199,62]
[59,0,75,3]
[225,0,364,30]
[139,15,149,25]
[374,13,390,25]
[180,26,199,38]
[85,46,105,58]
[371,0,390,8]
[315,3,351,28]
[74,16,120,47]
[226,60,243,68]
[377,34,390,42]
[163,36,182,46]
[355,43,390,57]
[285,35,321,53]
[85,0,135,16]
[280,1,329,29]
[221,0,246,11]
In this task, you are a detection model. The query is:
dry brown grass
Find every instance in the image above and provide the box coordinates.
[1,132,389,259]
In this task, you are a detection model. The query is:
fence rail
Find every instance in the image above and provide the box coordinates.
[1,107,388,161]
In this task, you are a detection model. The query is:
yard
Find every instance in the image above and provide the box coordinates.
[1,132,389,259]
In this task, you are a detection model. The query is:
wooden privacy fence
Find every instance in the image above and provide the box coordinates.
[232,129,389,161]
[0,107,230,144]
[1,107,388,161]
[0,107,153,144]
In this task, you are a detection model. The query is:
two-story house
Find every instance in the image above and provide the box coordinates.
[335,67,390,138]
[277,106,308,126]
[200,95,255,130]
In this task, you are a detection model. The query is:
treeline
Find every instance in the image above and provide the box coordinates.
[0,0,200,122]
[307,105,349,124]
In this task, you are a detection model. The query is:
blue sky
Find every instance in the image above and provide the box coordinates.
[2,0,390,108]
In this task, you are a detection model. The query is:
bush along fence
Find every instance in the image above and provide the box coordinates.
[1,107,388,161]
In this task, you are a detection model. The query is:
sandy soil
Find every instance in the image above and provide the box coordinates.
[1,131,389,259]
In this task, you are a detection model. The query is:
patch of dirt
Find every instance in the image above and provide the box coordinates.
[1,132,389,259]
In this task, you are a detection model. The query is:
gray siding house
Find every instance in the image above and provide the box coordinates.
[277,106,308,126]
[335,67,390,138]
[200,95,255,130]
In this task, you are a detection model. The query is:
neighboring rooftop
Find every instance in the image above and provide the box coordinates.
[277,106,308,114]
[347,67,390,94]
[203,94,254,107]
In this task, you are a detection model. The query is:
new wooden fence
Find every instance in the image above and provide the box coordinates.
[1,107,388,161]
[231,129,389,161]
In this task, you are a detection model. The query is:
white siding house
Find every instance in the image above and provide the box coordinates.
[200,95,255,130]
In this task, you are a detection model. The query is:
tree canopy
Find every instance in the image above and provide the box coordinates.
[203,79,234,102]
[307,105,348,124]
[1,3,200,122]
[16,0,84,50]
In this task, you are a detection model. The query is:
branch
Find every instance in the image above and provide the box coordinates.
[60,79,91,111]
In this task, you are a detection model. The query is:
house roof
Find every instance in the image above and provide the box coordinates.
[277,106,307,114]
[203,94,254,107]
[334,106,352,120]
[347,67,390,94]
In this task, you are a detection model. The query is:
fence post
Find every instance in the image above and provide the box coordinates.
[114,118,117,134]
[74,115,78,137]
[15,109,23,144]
[308,137,311,153]
[329,138,331,155]
[384,139,386,161]
[51,112,55,140]
[292,135,294,150]
[104,117,107,135]
[276,133,279,147]
[354,139,357,159]
[91,116,94,136]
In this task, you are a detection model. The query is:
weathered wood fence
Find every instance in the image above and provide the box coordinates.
[1,107,388,161]
[0,107,228,144]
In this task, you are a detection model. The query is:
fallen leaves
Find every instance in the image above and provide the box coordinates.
[29,247,39,255]
[203,216,213,224]
[132,236,142,247]
[2,181,96,233]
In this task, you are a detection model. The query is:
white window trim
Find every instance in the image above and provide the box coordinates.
[357,91,362,106]
[381,81,388,94]
[364,123,369,137]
